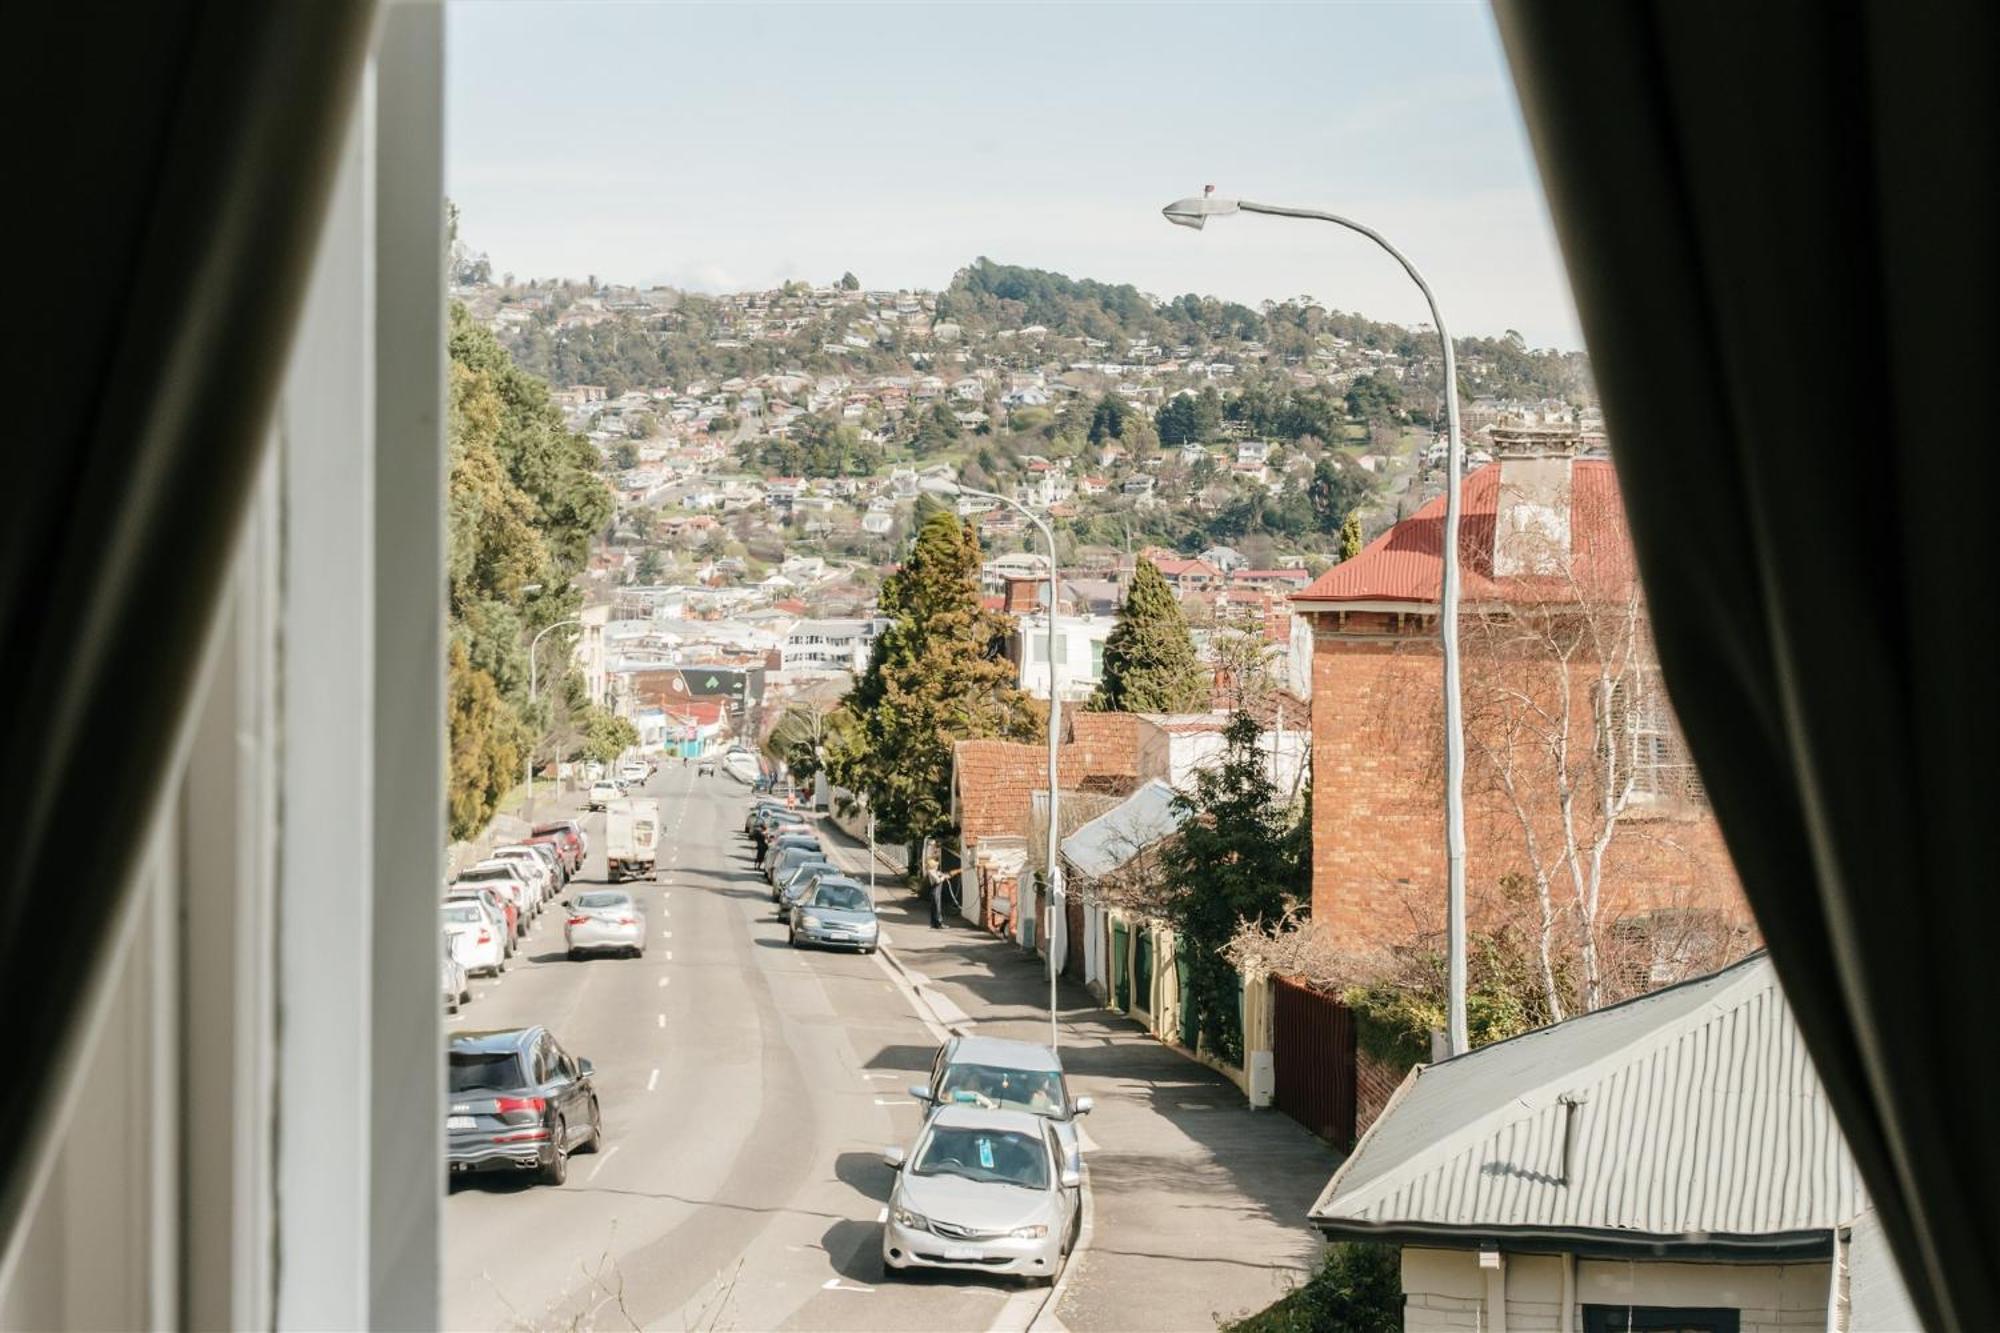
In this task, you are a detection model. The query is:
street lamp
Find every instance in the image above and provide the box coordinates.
[1162,187,1471,1056]
[525,618,584,820]
[921,476,1065,1051]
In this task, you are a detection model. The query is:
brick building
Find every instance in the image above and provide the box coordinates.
[1291,431,1747,978]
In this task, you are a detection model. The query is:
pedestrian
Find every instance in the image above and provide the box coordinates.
[929,865,945,929]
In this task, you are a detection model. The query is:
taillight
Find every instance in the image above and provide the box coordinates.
[476,929,491,944]
[617,916,637,925]
[493,1096,545,1116]
[568,915,589,926]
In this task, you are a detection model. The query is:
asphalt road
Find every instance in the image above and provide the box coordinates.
[443,765,1051,1332]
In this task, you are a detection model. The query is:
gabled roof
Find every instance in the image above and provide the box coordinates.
[1311,954,1865,1257]
[1293,460,1632,607]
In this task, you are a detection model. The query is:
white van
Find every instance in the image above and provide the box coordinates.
[605,798,660,881]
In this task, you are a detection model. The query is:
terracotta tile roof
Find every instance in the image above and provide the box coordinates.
[1293,460,1633,606]
[953,712,1143,844]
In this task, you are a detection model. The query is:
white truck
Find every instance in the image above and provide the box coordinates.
[604,797,661,881]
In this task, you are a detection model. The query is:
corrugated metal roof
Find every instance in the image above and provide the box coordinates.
[1311,954,1867,1246]
[1059,779,1184,880]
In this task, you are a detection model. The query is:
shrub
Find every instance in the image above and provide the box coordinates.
[1223,1243,1402,1333]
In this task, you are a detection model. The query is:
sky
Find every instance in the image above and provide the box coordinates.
[447,2,1583,348]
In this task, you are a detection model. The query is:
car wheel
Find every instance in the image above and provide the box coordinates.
[575,1099,603,1154]
[447,995,458,1014]
[789,929,802,949]
[541,1120,568,1186]
[460,987,471,1004]
[863,946,877,956]
[567,948,581,962]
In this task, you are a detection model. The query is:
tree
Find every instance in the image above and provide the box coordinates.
[1155,386,1224,447]
[1091,559,1210,713]
[839,271,861,291]
[764,699,852,780]
[634,548,664,583]
[1343,372,1403,424]
[447,638,522,840]
[826,511,1040,854]
[610,441,639,471]
[1087,395,1128,444]
[1307,456,1369,534]
[1338,512,1364,562]
[580,708,639,766]
[1158,711,1303,1063]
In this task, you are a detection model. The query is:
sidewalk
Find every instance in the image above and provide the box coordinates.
[817,821,1336,1332]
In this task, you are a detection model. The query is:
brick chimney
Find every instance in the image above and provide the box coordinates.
[1491,427,1585,577]
[1003,576,1044,615]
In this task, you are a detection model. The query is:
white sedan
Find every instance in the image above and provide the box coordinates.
[564,889,647,959]
[881,1106,1079,1284]
[443,900,505,977]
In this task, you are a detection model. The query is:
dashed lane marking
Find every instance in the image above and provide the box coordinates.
[646,1068,660,1092]
[822,1279,875,1294]
[657,1013,666,1027]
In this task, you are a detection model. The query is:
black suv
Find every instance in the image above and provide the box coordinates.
[446,1027,604,1186]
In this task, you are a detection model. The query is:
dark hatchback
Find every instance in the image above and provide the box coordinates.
[446,1027,604,1186]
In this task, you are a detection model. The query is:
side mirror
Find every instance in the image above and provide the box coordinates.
[881,1146,907,1170]
[1072,1096,1094,1116]
[577,1057,594,1077]
[907,1084,932,1103]
[561,898,572,909]
[1060,1167,1082,1189]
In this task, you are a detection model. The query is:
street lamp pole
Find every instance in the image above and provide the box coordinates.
[1162,189,1470,1056]
[525,618,583,821]
[925,479,1064,1051]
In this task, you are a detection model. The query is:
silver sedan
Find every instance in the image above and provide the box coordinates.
[564,889,647,959]
[881,1106,1079,1283]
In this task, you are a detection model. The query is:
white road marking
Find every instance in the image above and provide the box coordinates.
[876,1207,889,1223]
[861,1072,901,1080]
[657,1013,666,1028]
[821,1279,875,1293]
[646,1068,660,1092]
[662,930,673,938]
[586,1144,620,1180]
[874,1097,917,1107]
[663,951,673,960]
[658,976,670,987]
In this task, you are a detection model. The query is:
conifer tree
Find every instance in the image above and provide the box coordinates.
[1339,511,1364,563]
[828,511,1039,851]
[1091,558,1210,713]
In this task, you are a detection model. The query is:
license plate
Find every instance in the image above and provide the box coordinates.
[942,1244,981,1261]
[447,1115,475,1130]
[827,931,853,940]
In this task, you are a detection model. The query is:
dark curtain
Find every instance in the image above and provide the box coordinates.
[1492,4,1996,1329]
[1,1,374,1235]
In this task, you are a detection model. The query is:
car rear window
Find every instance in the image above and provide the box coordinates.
[575,891,627,909]
[448,1051,525,1093]
[442,903,482,924]
[456,866,516,882]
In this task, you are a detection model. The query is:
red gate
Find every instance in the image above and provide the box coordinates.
[1272,976,1357,1146]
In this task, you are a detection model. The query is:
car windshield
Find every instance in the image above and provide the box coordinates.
[812,884,870,911]
[939,1063,1066,1115]
[448,1051,526,1094]
[531,823,572,838]
[575,891,627,910]
[913,1126,1049,1190]
[442,903,483,925]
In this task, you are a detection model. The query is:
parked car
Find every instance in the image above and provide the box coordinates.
[775,856,836,907]
[789,878,879,953]
[744,797,795,835]
[447,881,518,947]
[443,899,506,977]
[696,759,715,777]
[880,1106,1080,1283]
[910,1035,1093,1172]
[441,933,469,1013]
[588,780,621,812]
[766,835,825,888]
[782,868,858,918]
[446,1027,603,1186]
[531,819,587,873]
[517,834,571,884]
[457,861,537,928]
[564,888,647,959]
[618,761,649,787]
[488,846,556,903]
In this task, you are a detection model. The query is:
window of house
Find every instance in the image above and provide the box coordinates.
[1583,1306,1740,1333]
[1604,674,1709,807]
[1090,639,1105,676]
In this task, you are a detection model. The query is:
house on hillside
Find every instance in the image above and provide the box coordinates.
[1311,953,1916,1333]
[1289,428,1746,1135]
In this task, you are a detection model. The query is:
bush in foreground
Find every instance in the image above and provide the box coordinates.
[1223,1242,1402,1333]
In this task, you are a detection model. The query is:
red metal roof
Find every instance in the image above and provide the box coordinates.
[1293,461,1633,606]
